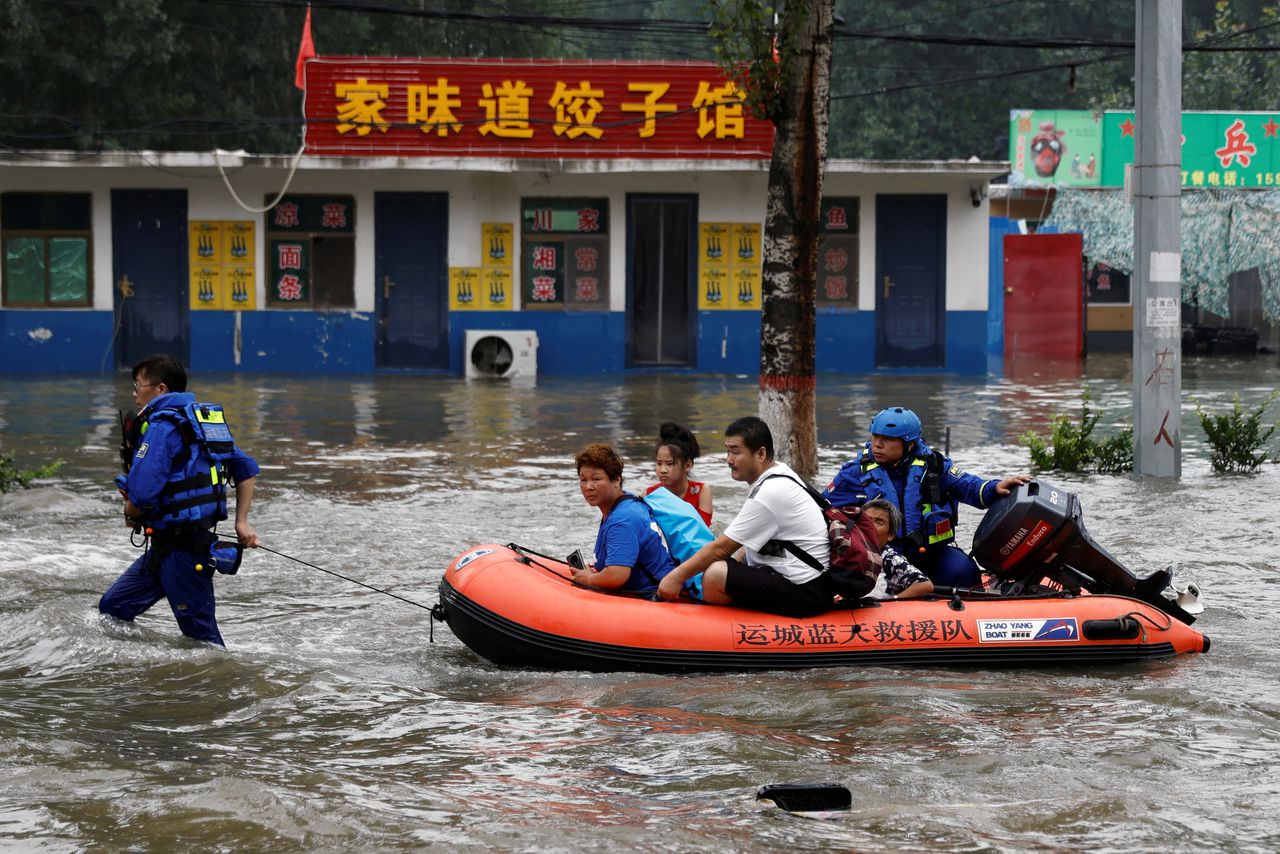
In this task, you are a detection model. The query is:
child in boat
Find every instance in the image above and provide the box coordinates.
[860,498,934,599]
[572,443,676,596]
[646,422,714,525]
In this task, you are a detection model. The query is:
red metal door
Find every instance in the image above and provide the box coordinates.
[1003,233,1084,370]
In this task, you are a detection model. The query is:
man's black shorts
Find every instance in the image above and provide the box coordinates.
[723,557,834,618]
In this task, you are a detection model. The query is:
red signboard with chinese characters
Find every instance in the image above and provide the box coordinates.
[302,57,773,159]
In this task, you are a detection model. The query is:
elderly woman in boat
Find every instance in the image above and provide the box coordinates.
[572,443,676,596]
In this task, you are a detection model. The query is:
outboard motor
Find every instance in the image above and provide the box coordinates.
[971,479,1197,624]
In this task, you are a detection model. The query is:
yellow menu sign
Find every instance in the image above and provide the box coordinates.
[189,221,256,310]
[451,265,513,311]
[478,222,514,310]
[698,222,760,310]
[449,267,482,311]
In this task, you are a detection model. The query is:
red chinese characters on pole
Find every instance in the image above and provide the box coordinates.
[303,58,773,158]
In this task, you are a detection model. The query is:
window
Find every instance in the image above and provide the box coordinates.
[817,197,858,308]
[521,197,609,310]
[1086,260,1131,305]
[2,192,92,307]
[264,195,355,308]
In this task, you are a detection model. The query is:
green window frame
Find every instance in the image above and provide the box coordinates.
[2,192,93,307]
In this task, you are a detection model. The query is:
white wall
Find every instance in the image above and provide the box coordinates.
[1,161,993,315]
[826,172,991,313]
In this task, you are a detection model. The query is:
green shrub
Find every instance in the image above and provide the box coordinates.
[0,444,63,493]
[1194,392,1279,472]
[1020,392,1133,474]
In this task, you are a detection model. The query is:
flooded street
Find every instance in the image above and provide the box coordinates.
[1,355,1278,852]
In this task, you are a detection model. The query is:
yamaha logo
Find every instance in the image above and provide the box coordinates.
[999,526,1029,556]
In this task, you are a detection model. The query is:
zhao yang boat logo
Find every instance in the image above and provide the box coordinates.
[454,548,494,570]
[977,618,1079,643]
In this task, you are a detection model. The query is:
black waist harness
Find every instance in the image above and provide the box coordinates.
[144,527,217,572]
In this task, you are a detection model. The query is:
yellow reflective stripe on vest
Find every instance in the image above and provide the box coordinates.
[196,408,226,425]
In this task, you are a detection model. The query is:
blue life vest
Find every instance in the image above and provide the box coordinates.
[643,486,714,563]
[140,402,240,532]
[859,439,958,551]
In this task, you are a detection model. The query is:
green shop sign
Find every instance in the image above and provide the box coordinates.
[1101,111,1280,189]
[1010,109,1280,189]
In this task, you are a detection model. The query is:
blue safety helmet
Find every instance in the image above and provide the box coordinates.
[869,407,922,445]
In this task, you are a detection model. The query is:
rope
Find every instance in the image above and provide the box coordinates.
[213,142,307,214]
[223,538,437,614]
[1124,608,1174,643]
[505,542,665,601]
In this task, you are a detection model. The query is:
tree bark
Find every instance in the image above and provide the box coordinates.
[758,0,834,479]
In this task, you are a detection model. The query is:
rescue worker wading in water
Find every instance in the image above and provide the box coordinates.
[98,354,260,647]
[822,407,1030,589]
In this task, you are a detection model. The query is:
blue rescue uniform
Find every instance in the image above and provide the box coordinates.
[99,392,259,646]
[822,439,999,587]
[592,494,676,595]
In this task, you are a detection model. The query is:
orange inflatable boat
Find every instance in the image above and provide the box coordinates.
[437,542,1209,673]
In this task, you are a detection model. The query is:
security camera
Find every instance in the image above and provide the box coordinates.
[970,185,985,208]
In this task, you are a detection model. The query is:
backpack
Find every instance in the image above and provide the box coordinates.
[642,486,714,563]
[759,474,882,602]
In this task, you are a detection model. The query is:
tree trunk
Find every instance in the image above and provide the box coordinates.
[758,0,834,479]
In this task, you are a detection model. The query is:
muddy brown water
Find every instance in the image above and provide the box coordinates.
[1,354,1277,851]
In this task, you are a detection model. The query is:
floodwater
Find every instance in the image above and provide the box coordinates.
[1,354,1278,852]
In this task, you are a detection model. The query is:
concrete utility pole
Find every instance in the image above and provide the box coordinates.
[1132,0,1183,478]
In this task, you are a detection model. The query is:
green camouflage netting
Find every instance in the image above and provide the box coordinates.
[1042,189,1280,321]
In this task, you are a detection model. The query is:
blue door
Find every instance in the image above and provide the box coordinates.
[375,192,449,369]
[875,195,946,368]
[111,189,189,369]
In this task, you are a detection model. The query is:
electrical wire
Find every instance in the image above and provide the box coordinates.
[214,141,308,214]
[6,1,1280,158]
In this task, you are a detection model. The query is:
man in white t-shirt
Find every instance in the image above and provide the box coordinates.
[656,416,834,618]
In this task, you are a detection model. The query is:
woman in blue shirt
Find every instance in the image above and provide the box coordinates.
[572,443,675,596]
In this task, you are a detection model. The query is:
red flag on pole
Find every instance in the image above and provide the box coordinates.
[294,5,316,90]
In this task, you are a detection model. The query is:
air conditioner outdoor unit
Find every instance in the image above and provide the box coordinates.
[464,330,538,379]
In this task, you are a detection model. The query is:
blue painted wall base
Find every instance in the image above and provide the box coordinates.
[2,307,994,375]
[1,310,116,373]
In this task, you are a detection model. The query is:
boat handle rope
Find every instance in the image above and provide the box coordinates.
[1123,608,1173,642]
[506,542,674,601]
[507,542,573,580]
